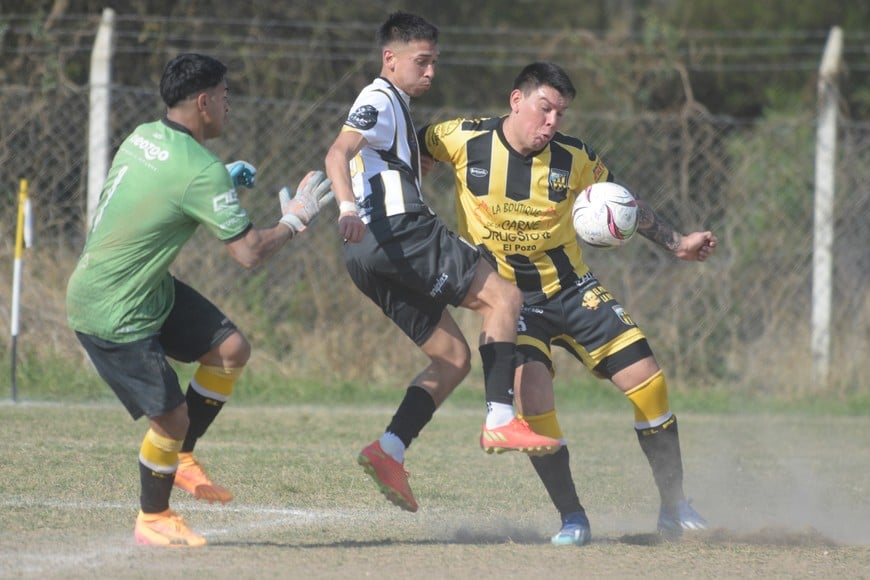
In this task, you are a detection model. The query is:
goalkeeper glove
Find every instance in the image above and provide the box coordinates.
[278,170,335,235]
[225,160,257,188]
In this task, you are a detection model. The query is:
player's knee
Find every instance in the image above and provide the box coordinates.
[213,331,251,368]
[151,404,190,440]
[231,334,252,366]
[497,280,523,314]
[473,267,522,316]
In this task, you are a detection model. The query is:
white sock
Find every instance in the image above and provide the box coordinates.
[379,431,406,463]
[485,402,516,429]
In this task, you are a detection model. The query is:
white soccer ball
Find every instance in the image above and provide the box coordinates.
[572,182,638,248]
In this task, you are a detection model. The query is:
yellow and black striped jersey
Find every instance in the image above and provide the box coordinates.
[420,116,611,304]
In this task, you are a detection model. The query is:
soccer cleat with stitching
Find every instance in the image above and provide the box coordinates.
[173,452,234,504]
[551,510,592,546]
[480,418,561,456]
[134,509,207,547]
[357,440,418,513]
[657,499,707,539]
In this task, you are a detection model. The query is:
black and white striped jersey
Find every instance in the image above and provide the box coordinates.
[340,77,433,224]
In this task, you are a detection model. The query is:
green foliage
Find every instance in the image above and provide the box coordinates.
[652,0,868,116]
[1,348,116,404]
[723,116,814,266]
[663,0,870,32]
[3,348,867,415]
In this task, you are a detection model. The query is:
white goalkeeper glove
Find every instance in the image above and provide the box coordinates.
[225,160,257,188]
[278,170,335,235]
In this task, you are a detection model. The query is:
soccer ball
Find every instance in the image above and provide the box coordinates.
[572,182,638,248]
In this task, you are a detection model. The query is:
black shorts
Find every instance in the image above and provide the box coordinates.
[344,212,481,345]
[159,279,238,363]
[515,272,654,379]
[75,278,238,419]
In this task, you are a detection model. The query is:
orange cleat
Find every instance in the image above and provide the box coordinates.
[173,452,234,504]
[357,441,418,512]
[480,418,561,456]
[134,509,207,547]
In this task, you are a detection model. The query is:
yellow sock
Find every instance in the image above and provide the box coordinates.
[523,410,565,442]
[191,364,243,400]
[139,428,183,474]
[625,370,673,429]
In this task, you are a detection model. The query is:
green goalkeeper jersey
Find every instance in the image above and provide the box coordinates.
[66,118,251,342]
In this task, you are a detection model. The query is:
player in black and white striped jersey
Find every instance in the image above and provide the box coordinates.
[324,11,561,513]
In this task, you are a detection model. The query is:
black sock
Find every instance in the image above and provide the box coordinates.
[386,385,437,448]
[479,342,516,405]
[182,386,225,453]
[530,446,584,518]
[139,461,174,513]
[636,415,685,507]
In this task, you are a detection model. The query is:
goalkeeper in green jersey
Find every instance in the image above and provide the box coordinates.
[66,53,333,547]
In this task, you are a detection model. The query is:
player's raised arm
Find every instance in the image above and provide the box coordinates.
[226,170,334,269]
[635,199,717,262]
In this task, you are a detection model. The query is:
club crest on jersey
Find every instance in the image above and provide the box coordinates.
[548,169,569,200]
[612,304,634,326]
[346,105,378,131]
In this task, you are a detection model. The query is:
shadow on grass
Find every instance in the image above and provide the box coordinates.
[216,536,545,549]
[618,526,840,547]
[216,526,840,549]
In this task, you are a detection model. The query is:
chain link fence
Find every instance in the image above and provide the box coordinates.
[1,14,867,396]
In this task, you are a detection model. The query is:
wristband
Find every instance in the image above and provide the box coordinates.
[339,201,359,214]
[279,213,305,235]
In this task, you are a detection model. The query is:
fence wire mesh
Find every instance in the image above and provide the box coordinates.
[1,14,867,396]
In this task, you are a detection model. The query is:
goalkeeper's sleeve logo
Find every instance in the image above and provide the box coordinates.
[213,189,240,213]
[347,105,378,131]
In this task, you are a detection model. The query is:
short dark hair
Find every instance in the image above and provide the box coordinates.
[377,11,438,47]
[512,62,576,100]
[159,53,228,108]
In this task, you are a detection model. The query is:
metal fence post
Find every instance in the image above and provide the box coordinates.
[812,26,843,389]
[88,8,115,229]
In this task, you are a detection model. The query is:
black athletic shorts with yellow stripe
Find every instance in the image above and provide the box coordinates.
[74,278,238,420]
[515,271,654,380]
[343,212,481,346]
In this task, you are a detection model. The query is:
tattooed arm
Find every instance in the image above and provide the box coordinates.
[636,199,718,262]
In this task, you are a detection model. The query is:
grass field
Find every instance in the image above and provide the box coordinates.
[1,401,868,579]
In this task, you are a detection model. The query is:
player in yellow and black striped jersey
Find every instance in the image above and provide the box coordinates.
[421,115,608,305]
[420,61,718,544]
